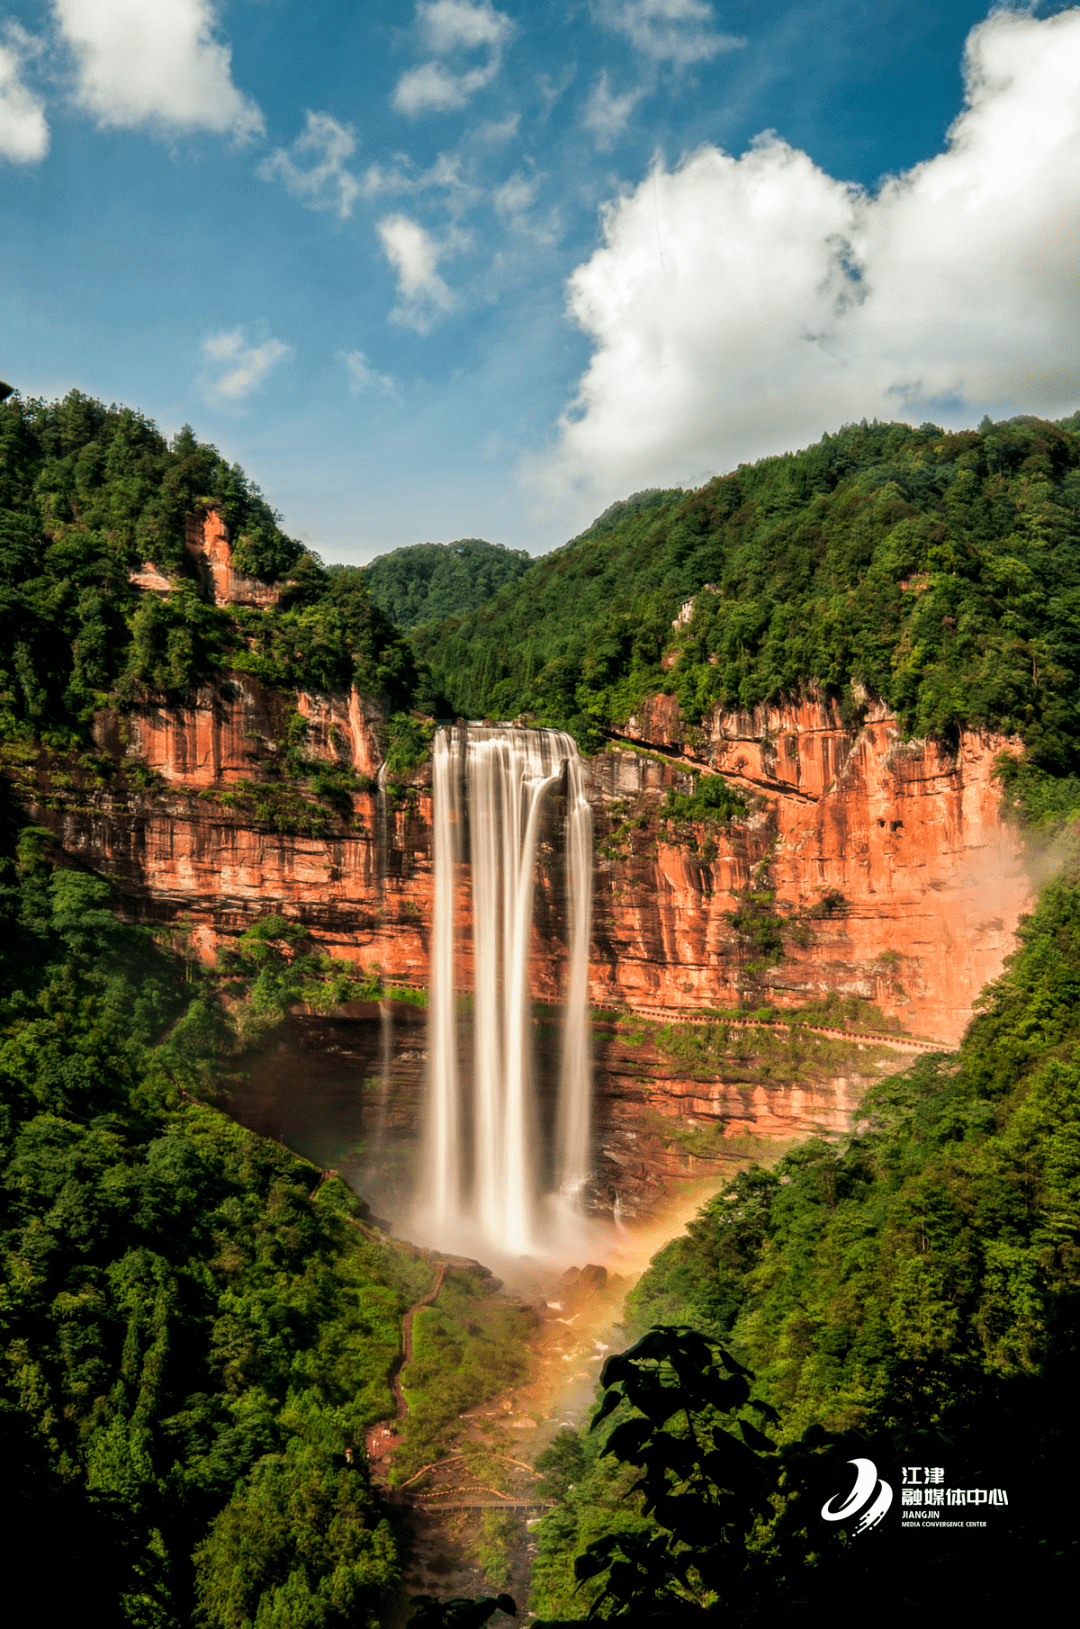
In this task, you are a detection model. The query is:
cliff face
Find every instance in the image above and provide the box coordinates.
[589,692,1030,1046]
[10,546,1031,1188]
[184,509,285,608]
[57,671,429,974]
[127,510,286,607]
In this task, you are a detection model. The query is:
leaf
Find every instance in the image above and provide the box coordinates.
[574,1535,622,1582]
[601,1417,655,1464]
[606,1559,647,1602]
[589,1385,624,1431]
[738,1417,776,1452]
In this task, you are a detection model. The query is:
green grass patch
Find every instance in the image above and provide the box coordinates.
[393,1271,537,1482]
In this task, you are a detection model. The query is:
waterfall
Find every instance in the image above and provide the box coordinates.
[414,724,593,1260]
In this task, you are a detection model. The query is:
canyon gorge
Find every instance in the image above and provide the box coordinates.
[5,515,1033,1231]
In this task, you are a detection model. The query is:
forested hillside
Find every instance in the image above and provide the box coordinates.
[415,415,1080,772]
[5,388,1080,1623]
[360,538,534,629]
[0,391,417,745]
[0,819,425,1625]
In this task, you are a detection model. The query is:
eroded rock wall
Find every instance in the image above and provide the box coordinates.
[10,681,1032,1174]
[593,692,1031,1044]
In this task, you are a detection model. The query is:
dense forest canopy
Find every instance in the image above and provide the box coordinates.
[569,486,685,543]
[6,391,1079,786]
[0,823,419,1626]
[359,538,534,629]
[415,414,1080,769]
[0,390,417,745]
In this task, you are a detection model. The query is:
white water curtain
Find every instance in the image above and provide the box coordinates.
[417,725,593,1258]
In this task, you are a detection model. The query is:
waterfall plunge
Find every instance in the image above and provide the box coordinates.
[413,725,593,1262]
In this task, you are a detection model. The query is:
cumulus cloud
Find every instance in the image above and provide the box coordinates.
[594,0,745,68]
[530,8,1080,513]
[53,0,263,138]
[260,112,361,220]
[199,330,292,406]
[421,0,512,53]
[0,25,49,163]
[393,0,513,116]
[344,351,395,395]
[377,213,463,331]
[582,70,645,149]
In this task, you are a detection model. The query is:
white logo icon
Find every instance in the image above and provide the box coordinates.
[821,1457,894,1535]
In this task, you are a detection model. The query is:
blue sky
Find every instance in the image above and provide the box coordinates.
[1,2,1077,562]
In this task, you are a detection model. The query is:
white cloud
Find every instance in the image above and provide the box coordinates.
[53,0,263,138]
[0,26,49,163]
[393,0,513,116]
[473,112,520,144]
[260,112,361,220]
[199,329,292,406]
[494,170,538,217]
[595,0,745,69]
[582,71,645,149]
[344,351,396,395]
[359,151,481,215]
[530,8,1080,513]
[420,0,512,53]
[492,167,559,243]
[538,64,577,114]
[377,213,461,331]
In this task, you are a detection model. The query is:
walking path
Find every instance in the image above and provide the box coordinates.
[364,1262,559,1526]
[382,980,950,1054]
[603,1006,948,1053]
[392,1261,449,1419]
[412,1499,554,1511]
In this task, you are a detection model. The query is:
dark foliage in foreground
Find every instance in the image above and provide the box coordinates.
[527,1322,1068,1623]
[527,844,1080,1619]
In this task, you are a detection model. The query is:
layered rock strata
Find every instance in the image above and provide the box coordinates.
[9,671,1031,1181]
[590,691,1030,1045]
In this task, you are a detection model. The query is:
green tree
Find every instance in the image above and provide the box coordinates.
[360,539,534,629]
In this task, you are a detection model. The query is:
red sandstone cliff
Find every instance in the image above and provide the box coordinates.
[4,509,1036,1171]
[15,677,1032,1087]
[589,691,1030,1045]
[19,683,1029,1046]
[8,674,1033,1188]
[127,509,286,608]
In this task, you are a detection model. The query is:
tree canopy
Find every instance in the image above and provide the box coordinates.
[415,415,1080,764]
[0,822,412,1626]
[360,538,534,630]
[528,830,1080,1619]
[0,390,417,745]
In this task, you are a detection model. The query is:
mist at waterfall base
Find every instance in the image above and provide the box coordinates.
[403,725,601,1276]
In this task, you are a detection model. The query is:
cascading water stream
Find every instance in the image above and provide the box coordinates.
[413,725,593,1261]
